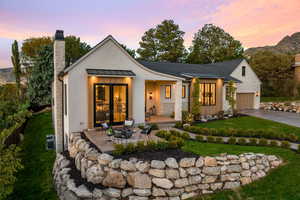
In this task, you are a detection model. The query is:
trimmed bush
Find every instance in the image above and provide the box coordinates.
[181,132,191,140]
[195,135,205,142]
[174,121,183,128]
[113,144,126,155]
[237,138,247,145]
[228,137,237,144]
[281,141,291,149]
[297,144,300,153]
[150,123,159,130]
[258,139,268,146]
[215,137,223,144]
[136,141,146,152]
[269,140,279,147]
[207,136,216,143]
[249,138,258,145]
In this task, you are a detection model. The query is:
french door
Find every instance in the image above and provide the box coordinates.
[94,83,128,126]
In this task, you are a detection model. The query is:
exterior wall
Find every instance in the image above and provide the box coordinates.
[230,60,261,109]
[190,78,223,116]
[66,39,180,133]
[87,76,133,129]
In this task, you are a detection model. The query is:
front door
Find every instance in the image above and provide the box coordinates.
[94,83,128,126]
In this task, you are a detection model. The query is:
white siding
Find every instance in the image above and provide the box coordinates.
[230,60,261,109]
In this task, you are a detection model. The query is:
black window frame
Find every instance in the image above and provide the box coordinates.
[242,66,246,76]
[165,85,171,99]
[200,83,216,106]
[182,85,186,98]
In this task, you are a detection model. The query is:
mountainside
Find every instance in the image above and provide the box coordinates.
[245,32,300,56]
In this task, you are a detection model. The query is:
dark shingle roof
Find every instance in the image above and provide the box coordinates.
[86,69,136,77]
[139,58,244,82]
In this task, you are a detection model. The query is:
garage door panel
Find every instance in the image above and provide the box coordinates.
[237,93,254,110]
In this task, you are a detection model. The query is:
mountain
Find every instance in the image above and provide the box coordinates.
[245,32,300,56]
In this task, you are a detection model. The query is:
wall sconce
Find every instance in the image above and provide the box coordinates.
[149,92,153,100]
[256,91,260,97]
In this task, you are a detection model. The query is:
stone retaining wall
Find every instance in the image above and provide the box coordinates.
[260,102,300,113]
[53,132,283,200]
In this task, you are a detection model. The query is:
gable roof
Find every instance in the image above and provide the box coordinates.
[138,58,244,82]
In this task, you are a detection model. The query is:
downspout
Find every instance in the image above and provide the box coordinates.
[58,73,64,151]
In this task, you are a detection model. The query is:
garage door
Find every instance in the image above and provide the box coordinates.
[236,93,254,110]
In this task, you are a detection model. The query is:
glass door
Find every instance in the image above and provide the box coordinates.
[94,84,128,126]
[95,85,111,125]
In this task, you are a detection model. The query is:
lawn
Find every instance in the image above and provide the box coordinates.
[196,116,300,137]
[7,112,58,200]
[261,96,300,102]
[182,141,300,200]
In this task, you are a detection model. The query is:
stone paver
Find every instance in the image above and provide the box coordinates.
[241,109,300,128]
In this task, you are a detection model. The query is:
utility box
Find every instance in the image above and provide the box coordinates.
[46,134,55,150]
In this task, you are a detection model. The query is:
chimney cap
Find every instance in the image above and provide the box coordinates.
[55,30,64,41]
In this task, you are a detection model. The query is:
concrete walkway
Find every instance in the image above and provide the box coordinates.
[241,109,300,128]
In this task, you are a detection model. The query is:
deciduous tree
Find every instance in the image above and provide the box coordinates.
[187,24,244,64]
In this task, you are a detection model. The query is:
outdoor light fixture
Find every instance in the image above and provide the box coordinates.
[256,91,260,97]
[149,92,153,100]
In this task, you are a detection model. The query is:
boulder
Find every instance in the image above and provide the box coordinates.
[202,167,221,176]
[149,169,165,178]
[153,187,166,197]
[202,176,217,184]
[165,158,179,168]
[98,153,113,165]
[86,164,105,184]
[241,177,252,185]
[195,157,204,167]
[152,178,174,189]
[166,169,180,179]
[120,160,136,171]
[103,188,121,198]
[223,181,240,189]
[188,175,202,184]
[227,165,242,173]
[151,160,166,169]
[179,158,196,168]
[122,188,133,197]
[92,188,103,198]
[179,168,187,178]
[109,159,122,169]
[133,189,151,197]
[174,178,189,188]
[127,172,152,189]
[204,157,217,167]
[186,167,201,175]
[166,188,184,196]
[102,170,126,188]
[73,185,92,198]
[210,182,223,191]
[136,161,150,173]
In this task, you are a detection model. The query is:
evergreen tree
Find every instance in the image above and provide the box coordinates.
[137,20,186,62]
[120,44,136,58]
[65,36,91,67]
[11,40,22,98]
[27,45,53,107]
[187,24,244,64]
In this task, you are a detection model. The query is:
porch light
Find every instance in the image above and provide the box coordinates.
[256,91,260,97]
[149,92,153,100]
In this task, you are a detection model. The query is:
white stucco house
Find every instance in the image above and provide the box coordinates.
[52,30,261,152]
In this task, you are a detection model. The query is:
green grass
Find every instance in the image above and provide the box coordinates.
[196,116,300,137]
[182,140,300,200]
[8,112,58,200]
[261,96,300,102]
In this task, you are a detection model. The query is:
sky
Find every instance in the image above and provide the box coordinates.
[1,0,300,68]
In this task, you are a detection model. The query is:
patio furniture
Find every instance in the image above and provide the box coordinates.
[140,125,152,140]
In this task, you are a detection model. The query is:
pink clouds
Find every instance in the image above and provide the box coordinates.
[211,0,300,47]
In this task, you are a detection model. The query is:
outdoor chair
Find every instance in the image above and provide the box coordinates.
[140,125,152,140]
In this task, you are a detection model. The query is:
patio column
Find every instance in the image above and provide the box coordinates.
[174,80,182,121]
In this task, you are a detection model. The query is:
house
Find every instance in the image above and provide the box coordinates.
[52,30,261,152]
[0,67,16,85]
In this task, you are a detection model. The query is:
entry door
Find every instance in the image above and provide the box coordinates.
[94,84,128,126]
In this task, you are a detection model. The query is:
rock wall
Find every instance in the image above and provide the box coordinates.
[260,102,300,113]
[53,132,283,200]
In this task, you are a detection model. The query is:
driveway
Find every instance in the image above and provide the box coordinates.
[241,109,300,128]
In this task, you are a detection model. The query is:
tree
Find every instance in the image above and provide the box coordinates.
[27,45,53,107]
[11,41,22,98]
[65,36,91,67]
[191,78,201,120]
[137,20,186,62]
[226,80,237,115]
[187,24,244,64]
[120,44,136,58]
[249,50,294,97]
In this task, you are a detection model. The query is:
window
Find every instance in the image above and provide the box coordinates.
[242,66,246,76]
[64,84,67,115]
[182,85,186,98]
[165,85,171,99]
[199,83,216,106]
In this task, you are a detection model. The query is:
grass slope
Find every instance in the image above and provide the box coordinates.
[261,96,300,102]
[8,112,57,200]
[182,141,300,200]
[196,116,300,137]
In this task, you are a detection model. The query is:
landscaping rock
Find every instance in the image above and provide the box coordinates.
[179,158,196,168]
[103,188,121,198]
[152,178,174,189]
[202,167,221,176]
[86,164,104,184]
[165,158,179,168]
[102,170,126,188]
[149,169,165,178]
[136,161,150,173]
[204,157,217,167]
[223,181,240,189]
[121,160,136,171]
[152,187,166,197]
[127,172,152,189]
[151,160,166,169]
[133,189,151,197]
[122,188,133,197]
[174,178,189,188]
[166,169,179,179]
[98,153,113,165]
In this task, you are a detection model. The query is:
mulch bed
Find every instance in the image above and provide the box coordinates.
[113,148,198,161]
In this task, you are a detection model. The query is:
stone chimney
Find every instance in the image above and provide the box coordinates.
[53,30,65,153]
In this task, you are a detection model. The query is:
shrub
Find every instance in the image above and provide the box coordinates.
[146,140,157,150]
[181,132,191,140]
[136,141,146,152]
[228,137,237,144]
[237,138,247,145]
[281,141,291,149]
[138,125,145,130]
[113,144,126,155]
[125,143,136,153]
[182,111,194,124]
[258,139,268,146]
[207,136,216,143]
[215,137,223,144]
[155,141,169,150]
[150,123,159,130]
[249,138,258,145]
[269,140,278,147]
[156,130,171,140]
[195,135,205,142]
[296,144,300,153]
[174,121,183,128]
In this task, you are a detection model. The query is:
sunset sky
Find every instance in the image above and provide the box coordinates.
[1,0,300,68]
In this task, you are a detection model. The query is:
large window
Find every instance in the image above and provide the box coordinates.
[182,85,186,98]
[165,85,171,99]
[200,83,216,106]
